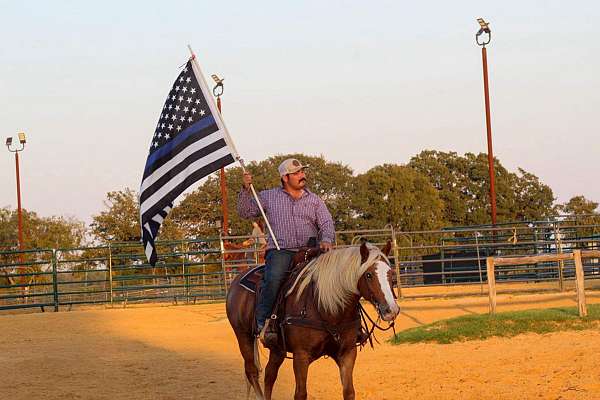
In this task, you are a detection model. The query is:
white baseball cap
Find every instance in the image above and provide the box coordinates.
[278,158,309,177]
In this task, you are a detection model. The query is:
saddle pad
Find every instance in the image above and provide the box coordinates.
[239,264,265,293]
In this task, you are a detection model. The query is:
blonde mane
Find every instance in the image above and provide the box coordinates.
[286,244,387,315]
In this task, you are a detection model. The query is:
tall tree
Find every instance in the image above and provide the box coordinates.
[408,150,556,226]
[0,207,87,287]
[0,207,85,250]
[557,196,600,239]
[90,189,141,243]
[350,164,445,231]
[558,195,599,215]
[90,188,183,243]
[509,168,556,221]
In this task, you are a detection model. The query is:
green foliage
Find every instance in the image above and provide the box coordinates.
[557,195,600,238]
[510,168,556,221]
[0,207,86,285]
[558,195,599,216]
[390,304,600,345]
[351,164,445,231]
[408,150,557,225]
[90,188,141,242]
[87,152,593,245]
[0,206,85,250]
[90,188,184,243]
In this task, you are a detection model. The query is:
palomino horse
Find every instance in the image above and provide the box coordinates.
[226,242,400,400]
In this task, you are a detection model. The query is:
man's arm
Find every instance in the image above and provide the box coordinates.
[315,198,335,251]
[237,172,263,219]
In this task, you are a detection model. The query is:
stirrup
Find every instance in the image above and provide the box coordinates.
[258,323,267,341]
[259,319,278,347]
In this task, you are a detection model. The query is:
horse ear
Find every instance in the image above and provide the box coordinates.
[382,240,392,257]
[360,242,369,264]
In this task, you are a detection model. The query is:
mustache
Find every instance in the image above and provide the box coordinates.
[299,178,306,183]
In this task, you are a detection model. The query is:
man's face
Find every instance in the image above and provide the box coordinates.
[283,169,307,190]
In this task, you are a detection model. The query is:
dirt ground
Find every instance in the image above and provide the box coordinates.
[1,285,600,400]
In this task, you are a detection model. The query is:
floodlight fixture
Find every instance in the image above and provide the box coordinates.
[6,132,26,152]
[476,17,491,46]
[212,74,224,97]
[477,18,490,32]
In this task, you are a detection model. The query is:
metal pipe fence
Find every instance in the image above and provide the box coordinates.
[0,218,598,312]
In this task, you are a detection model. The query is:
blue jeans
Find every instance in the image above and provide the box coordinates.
[256,249,296,329]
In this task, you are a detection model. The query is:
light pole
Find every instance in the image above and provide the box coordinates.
[211,74,229,235]
[5,132,27,252]
[476,17,497,225]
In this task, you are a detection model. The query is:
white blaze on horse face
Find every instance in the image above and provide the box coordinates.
[374,261,400,317]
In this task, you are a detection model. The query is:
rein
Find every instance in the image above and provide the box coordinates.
[357,264,397,348]
[358,302,396,349]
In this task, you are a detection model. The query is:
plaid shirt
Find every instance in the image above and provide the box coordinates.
[238,187,335,250]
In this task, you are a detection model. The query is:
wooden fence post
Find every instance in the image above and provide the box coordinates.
[391,227,403,299]
[486,257,496,315]
[573,250,588,317]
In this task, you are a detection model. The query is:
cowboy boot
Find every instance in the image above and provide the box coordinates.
[259,318,279,348]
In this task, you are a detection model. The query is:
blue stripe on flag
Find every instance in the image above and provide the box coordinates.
[144,115,217,174]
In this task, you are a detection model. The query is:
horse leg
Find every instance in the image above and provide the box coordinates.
[292,353,310,400]
[264,350,285,400]
[335,346,358,400]
[237,333,264,400]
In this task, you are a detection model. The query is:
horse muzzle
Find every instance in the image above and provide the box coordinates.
[377,302,400,322]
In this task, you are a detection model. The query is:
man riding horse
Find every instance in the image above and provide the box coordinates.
[237,158,335,345]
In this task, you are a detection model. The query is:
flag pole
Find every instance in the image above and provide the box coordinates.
[212,76,229,236]
[187,45,280,250]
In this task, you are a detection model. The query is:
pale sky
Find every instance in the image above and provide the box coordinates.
[1,1,599,224]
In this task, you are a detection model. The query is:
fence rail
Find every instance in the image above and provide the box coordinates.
[1,218,599,312]
[486,250,600,316]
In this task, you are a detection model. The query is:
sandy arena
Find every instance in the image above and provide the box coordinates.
[1,287,600,400]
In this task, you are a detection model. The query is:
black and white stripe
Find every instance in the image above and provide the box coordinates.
[140,58,236,265]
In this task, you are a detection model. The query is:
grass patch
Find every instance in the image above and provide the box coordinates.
[390,304,600,345]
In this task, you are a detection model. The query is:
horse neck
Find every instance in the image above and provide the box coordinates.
[320,293,361,325]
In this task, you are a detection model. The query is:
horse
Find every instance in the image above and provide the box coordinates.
[223,239,266,270]
[226,241,400,400]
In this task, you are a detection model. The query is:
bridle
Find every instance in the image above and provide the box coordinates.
[357,257,397,347]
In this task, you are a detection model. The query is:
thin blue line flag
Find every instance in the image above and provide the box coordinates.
[140,59,235,265]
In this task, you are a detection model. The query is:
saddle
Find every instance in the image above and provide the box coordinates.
[239,264,265,294]
[238,247,322,295]
[238,247,322,348]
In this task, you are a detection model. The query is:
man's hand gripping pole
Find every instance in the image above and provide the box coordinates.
[237,157,281,250]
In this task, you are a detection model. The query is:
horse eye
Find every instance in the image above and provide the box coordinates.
[366,272,372,279]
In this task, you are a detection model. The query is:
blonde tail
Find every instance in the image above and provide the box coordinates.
[253,336,263,373]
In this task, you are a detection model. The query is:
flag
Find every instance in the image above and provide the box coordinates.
[140,58,236,265]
